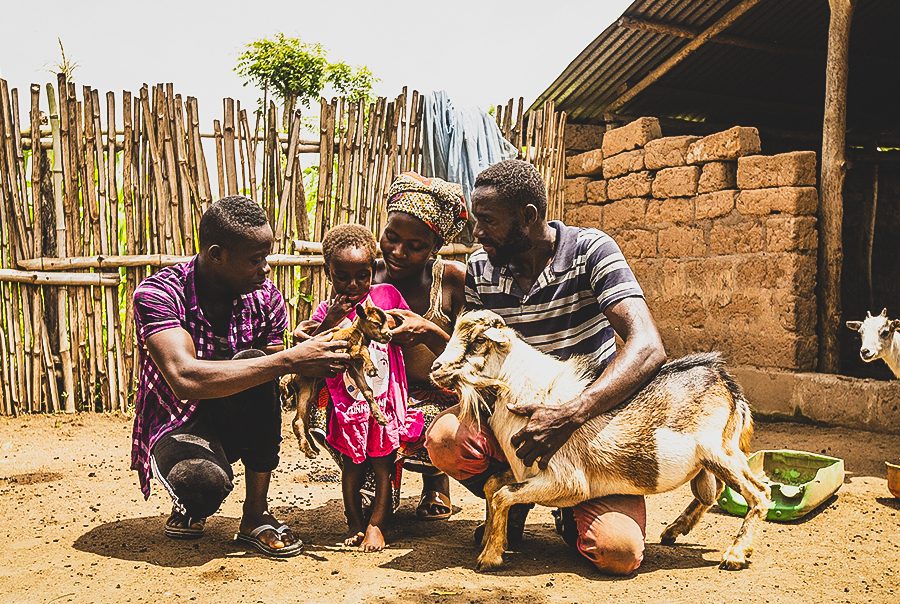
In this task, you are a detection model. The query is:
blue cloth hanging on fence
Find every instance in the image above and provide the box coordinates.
[421,91,518,210]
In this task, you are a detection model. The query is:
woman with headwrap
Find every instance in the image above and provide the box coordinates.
[295,172,468,521]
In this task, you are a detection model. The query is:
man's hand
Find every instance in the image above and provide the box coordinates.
[284,333,350,378]
[508,398,584,469]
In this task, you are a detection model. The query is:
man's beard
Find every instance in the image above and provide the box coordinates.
[481,220,531,266]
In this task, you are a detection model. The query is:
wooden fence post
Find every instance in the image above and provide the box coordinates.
[818,0,855,373]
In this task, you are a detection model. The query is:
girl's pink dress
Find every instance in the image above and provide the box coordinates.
[311,283,424,464]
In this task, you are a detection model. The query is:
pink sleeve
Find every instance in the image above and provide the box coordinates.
[310,301,329,322]
[395,289,410,311]
[375,283,409,311]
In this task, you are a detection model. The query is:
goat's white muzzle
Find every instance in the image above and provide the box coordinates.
[429,360,457,390]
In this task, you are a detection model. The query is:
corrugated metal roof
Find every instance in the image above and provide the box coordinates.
[533,0,900,137]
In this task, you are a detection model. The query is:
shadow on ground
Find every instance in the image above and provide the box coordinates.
[378,498,718,578]
[875,497,899,510]
[73,498,356,568]
[73,514,254,568]
[74,496,717,576]
[73,497,453,568]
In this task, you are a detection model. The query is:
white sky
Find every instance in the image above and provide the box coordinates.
[0,0,632,122]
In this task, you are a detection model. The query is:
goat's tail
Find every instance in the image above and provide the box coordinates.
[719,365,754,455]
[738,406,754,455]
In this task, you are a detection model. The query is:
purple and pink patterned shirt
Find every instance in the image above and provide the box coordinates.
[130,257,287,497]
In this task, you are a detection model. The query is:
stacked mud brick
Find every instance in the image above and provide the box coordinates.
[563,118,818,371]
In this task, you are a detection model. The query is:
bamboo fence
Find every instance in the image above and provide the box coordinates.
[0,77,565,415]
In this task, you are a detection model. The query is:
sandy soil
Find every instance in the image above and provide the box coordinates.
[0,414,897,604]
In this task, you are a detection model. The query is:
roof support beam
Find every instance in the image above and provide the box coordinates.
[617,16,818,59]
[607,0,764,111]
[818,0,856,373]
[647,85,819,118]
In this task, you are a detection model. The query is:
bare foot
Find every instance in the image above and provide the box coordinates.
[359,524,385,552]
[343,531,365,547]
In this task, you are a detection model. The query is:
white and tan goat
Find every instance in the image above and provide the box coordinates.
[846,308,900,378]
[431,310,770,572]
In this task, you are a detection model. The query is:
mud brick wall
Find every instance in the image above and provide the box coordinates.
[563,118,818,371]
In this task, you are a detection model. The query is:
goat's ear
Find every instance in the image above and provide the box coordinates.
[890,319,900,332]
[846,320,862,332]
[483,327,509,345]
[355,303,366,318]
[880,308,889,317]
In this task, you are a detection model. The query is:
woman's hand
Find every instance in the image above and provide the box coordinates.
[385,309,430,346]
[387,309,450,352]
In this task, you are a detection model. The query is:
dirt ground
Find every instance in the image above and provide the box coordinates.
[0,415,897,604]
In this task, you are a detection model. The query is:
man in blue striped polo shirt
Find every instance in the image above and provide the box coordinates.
[426,159,667,575]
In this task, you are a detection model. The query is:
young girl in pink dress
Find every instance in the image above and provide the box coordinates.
[308,224,423,551]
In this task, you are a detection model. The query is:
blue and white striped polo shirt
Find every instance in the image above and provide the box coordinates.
[465,221,644,369]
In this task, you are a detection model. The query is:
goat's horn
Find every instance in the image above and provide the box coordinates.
[867,310,873,318]
[881,308,888,317]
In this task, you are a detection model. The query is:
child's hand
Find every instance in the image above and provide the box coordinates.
[292,320,320,342]
[322,294,356,327]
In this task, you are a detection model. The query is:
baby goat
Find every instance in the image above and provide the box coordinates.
[846,308,900,378]
[281,302,394,457]
[431,310,770,572]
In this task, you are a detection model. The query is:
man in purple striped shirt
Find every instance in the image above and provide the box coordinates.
[132,195,350,557]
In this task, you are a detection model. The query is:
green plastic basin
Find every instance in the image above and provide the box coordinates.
[717,449,845,522]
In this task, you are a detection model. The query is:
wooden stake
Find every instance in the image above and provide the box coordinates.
[818,0,855,372]
[223,99,238,195]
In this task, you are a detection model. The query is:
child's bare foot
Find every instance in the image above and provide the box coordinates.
[359,524,385,552]
[344,531,365,547]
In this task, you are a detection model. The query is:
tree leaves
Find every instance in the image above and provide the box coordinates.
[235,34,378,111]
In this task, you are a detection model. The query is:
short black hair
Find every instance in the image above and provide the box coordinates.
[322,224,377,266]
[474,159,547,217]
[198,196,269,249]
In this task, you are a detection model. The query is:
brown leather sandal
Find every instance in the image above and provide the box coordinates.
[415,489,452,521]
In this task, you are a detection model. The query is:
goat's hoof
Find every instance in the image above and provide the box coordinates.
[475,554,504,572]
[293,428,318,458]
[719,547,748,570]
[373,412,388,426]
[659,527,679,545]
